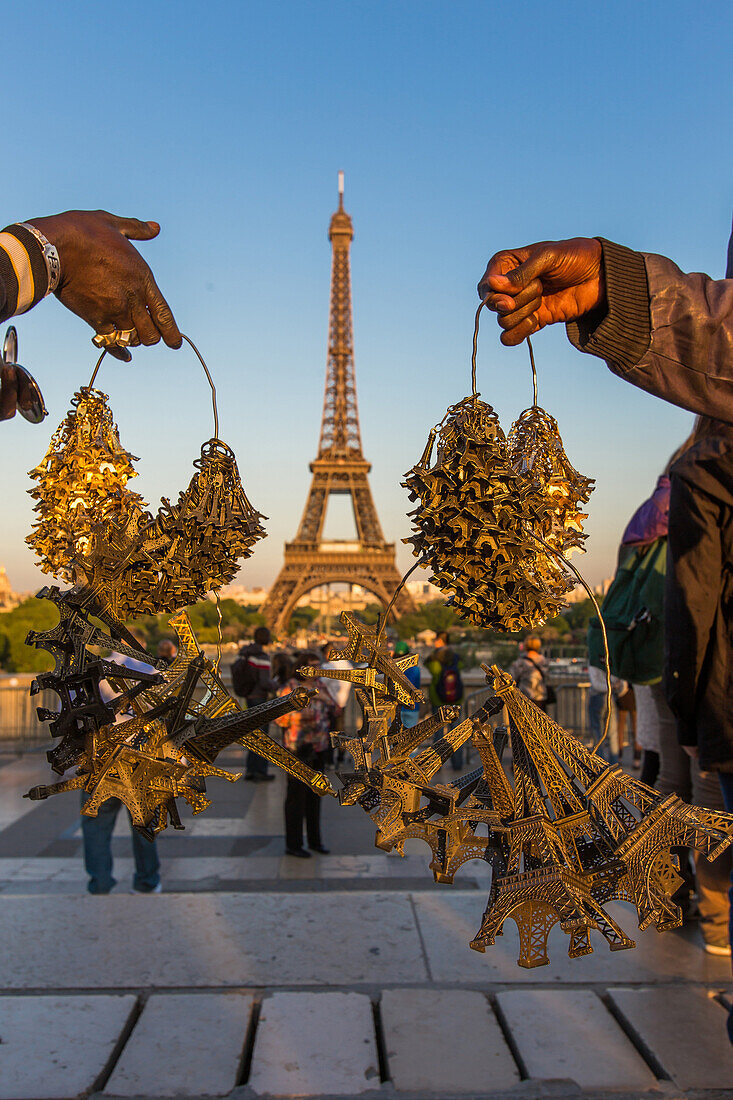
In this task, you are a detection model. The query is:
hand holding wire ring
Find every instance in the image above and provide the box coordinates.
[92,329,138,349]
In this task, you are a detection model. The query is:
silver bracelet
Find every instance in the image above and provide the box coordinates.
[20,222,61,294]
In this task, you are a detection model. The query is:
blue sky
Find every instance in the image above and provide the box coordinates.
[2,0,731,595]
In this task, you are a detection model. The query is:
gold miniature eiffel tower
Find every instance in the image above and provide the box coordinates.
[471,667,733,967]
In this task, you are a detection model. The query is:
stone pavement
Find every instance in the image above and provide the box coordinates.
[1,747,732,1100]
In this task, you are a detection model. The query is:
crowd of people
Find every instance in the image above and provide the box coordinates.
[228,626,466,858]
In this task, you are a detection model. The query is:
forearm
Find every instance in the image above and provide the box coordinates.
[0,223,53,322]
[663,474,721,743]
[568,241,733,422]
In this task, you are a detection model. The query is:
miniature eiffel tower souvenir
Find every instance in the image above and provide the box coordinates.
[507,404,594,560]
[24,590,336,835]
[471,667,733,967]
[27,386,146,581]
[403,395,570,629]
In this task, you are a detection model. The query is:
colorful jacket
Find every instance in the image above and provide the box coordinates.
[275,679,334,754]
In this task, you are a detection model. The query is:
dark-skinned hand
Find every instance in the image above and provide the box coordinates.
[31,209,182,362]
[477,238,605,345]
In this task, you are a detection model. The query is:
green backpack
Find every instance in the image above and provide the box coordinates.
[587,538,667,685]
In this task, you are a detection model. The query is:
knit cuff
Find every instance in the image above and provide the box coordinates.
[0,223,50,318]
[566,239,651,372]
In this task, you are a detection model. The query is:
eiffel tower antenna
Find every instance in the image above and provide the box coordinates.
[317,171,362,459]
[262,176,416,635]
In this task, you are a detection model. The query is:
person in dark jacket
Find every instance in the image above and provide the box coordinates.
[665,418,733,771]
[661,416,733,957]
[236,626,277,782]
[479,226,733,1024]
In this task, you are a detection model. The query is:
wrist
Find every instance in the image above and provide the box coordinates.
[20,223,61,293]
[0,223,55,315]
[28,214,75,294]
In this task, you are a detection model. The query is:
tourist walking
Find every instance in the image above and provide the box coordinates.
[81,630,161,895]
[664,414,733,958]
[587,662,621,766]
[426,634,465,770]
[233,626,277,783]
[276,654,336,857]
[321,641,353,762]
[510,636,550,712]
[393,640,421,728]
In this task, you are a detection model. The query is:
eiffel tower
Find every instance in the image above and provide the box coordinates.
[262,175,415,636]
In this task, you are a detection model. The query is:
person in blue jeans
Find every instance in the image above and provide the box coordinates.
[393,640,421,728]
[426,634,465,771]
[81,793,160,894]
[80,634,162,894]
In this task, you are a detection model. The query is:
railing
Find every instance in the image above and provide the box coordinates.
[0,676,57,746]
[457,677,593,765]
[1,671,594,750]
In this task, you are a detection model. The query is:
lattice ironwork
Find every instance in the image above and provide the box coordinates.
[25,589,336,837]
[300,621,733,970]
[262,181,414,634]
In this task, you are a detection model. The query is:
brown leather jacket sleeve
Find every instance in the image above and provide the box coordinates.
[567,239,733,424]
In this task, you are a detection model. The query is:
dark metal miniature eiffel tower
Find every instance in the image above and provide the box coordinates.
[262,175,415,634]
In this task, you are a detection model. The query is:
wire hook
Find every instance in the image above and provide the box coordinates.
[86,334,219,439]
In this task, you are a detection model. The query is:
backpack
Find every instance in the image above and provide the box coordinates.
[587,538,667,685]
[437,659,463,704]
[231,654,257,698]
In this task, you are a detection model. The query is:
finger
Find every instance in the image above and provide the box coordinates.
[499,315,541,346]
[479,246,553,299]
[145,277,182,349]
[0,365,18,419]
[497,296,542,331]
[107,214,160,241]
[478,249,531,298]
[485,278,543,316]
[131,304,160,347]
[106,345,133,363]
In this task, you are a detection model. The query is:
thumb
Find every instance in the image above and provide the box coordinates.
[497,247,553,292]
[480,244,554,300]
[107,214,160,241]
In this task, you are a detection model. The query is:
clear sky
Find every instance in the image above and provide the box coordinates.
[2,0,731,596]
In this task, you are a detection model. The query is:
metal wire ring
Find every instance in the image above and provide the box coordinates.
[87,334,219,439]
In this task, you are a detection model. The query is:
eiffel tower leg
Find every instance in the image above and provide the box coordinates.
[585,898,636,952]
[471,898,559,968]
[512,901,559,968]
[568,926,593,959]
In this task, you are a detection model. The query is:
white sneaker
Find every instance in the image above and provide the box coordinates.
[703,940,732,957]
[130,883,163,894]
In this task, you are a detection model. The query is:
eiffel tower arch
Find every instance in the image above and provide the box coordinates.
[261,175,416,636]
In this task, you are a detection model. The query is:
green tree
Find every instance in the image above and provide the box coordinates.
[0,597,59,673]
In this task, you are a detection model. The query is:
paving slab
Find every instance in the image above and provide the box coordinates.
[249,991,379,1096]
[608,985,733,1089]
[0,993,136,1100]
[0,756,57,831]
[412,891,732,984]
[381,988,519,1093]
[105,992,252,1097]
[0,892,426,989]
[496,989,656,1090]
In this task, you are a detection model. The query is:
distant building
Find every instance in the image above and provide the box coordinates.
[219,585,269,607]
[0,566,19,611]
[405,578,443,605]
[565,579,613,605]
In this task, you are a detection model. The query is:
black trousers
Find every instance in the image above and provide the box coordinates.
[284,749,323,850]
